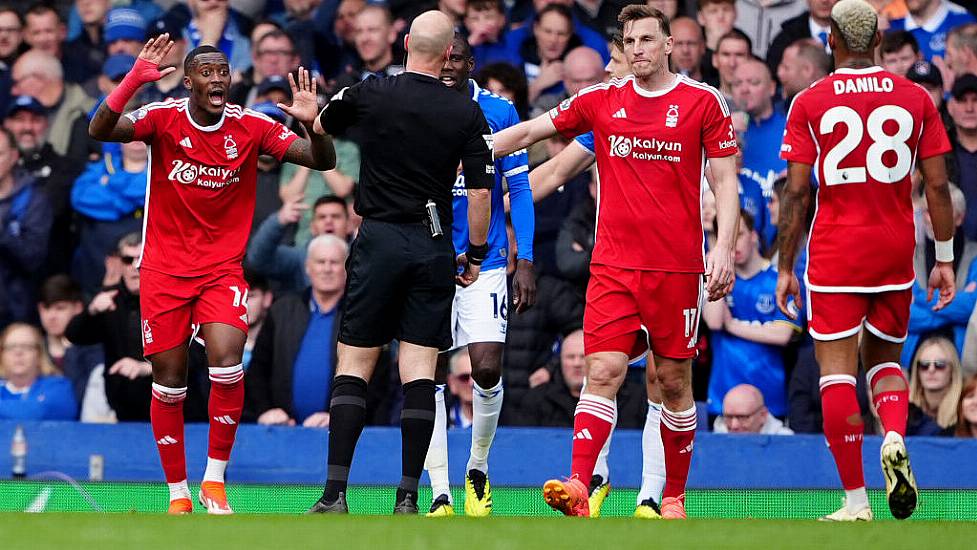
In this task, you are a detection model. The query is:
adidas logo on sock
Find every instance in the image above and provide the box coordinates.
[574,428,593,440]
[612,108,627,119]
[157,435,179,445]
[213,415,237,425]
[678,442,694,454]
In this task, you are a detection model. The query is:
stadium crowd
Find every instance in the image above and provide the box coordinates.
[1,0,977,441]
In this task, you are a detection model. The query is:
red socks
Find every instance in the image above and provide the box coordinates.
[208,364,245,461]
[570,394,616,489]
[151,383,188,484]
[660,405,697,499]
[867,362,908,437]
[820,375,865,490]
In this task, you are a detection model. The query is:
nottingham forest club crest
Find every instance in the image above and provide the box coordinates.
[224,134,239,159]
[665,104,679,128]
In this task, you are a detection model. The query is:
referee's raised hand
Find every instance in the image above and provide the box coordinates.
[278,66,319,127]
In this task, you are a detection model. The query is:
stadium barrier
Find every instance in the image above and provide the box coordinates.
[1,421,975,518]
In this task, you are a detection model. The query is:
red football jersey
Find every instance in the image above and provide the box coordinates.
[126,98,298,276]
[550,74,737,272]
[781,67,951,291]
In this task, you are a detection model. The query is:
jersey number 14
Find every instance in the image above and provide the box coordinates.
[820,105,913,186]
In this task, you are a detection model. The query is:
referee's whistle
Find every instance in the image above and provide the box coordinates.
[426,200,443,238]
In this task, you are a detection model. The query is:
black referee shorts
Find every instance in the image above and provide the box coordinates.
[339,219,457,350]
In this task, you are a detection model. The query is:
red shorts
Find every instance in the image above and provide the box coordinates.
[139,266,249,356]
[584,265,704,360]
[806,288,911,343]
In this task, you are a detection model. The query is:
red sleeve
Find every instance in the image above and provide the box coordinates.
[548,86,600,139]
[780,92,817,165]
[918,92,952,160]
[253,113,299,160]
[124,103,161,142]
[701,90,737,158]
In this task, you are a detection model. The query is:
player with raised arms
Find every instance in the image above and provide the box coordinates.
[89,34,336,515]
[776,0,955,521]
[493,4,741,518]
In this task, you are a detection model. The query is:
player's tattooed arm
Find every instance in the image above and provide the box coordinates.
[774,161,812,318]
[278,67,337,171]
[282,132,336,171]
[89,101,135,143]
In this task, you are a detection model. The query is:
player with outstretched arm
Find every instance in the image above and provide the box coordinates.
[493,5,740,518]
[89,35,335,515]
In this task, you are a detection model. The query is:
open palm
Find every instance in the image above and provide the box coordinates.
[135,33,176,80]
[278,67,319,127]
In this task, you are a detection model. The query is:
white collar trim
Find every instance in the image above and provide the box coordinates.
[629,74,682,98]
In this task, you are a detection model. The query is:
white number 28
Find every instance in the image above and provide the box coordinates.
[819,104,914,186]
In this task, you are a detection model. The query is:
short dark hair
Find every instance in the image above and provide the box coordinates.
[467,0,504,14]
[739,209,755,233]
[453,31,473,59]
[474,62,529,118]
[618,5,670,37]
[536,4,573,30]
[699,0,735,7]
[184,45,227,75]
[25,3,60,22]
[39,274,83,306]
[256,29,295,51]
[610,31,624,52]
[313,195,349,215]
[881,30,919,55]
[717,29,752,53]
[243,268,270,293]
[0,5,23,26]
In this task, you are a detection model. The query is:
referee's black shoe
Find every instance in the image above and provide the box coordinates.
[307,492,348,514]
[393,489,419,514]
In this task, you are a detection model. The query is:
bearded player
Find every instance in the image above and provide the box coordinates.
[89,35,336,514]
[422,33,536,517]
[494,5,740,518]
[527,33,667,519]
[777,0,955,521]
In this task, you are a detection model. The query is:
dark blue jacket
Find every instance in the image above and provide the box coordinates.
[0,173,53,328]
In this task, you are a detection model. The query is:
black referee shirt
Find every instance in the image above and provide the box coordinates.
[319,71,495,225]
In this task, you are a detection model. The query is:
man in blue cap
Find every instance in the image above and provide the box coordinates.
[3,95,79,277]
[105,8,147,57]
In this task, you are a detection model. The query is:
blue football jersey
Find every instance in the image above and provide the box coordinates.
[889,2,976,61]
[707,264,800,417]
[452,81,534,271]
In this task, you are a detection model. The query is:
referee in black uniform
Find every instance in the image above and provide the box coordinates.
[308,11,494,515]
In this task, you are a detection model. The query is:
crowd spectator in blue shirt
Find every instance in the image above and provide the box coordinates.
[888,0,975,62]
[245,235,393,427]
[703,210,801,419]
[70,138,147,295]
[904,183,977,366]
[514,4,584,104]
[0,323,77,420]
[732,58,786,202]
[0,126,52,329]
[466,0,521,67]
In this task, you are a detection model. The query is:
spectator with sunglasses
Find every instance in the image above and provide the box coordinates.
[909,336,965,431]
[65,232,210,422]
[446,348,474,429]
[70,137,147,296]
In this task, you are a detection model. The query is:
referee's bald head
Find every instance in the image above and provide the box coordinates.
[406,10,455,64]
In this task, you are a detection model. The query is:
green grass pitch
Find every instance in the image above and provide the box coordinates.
[0,482,974,549]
